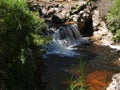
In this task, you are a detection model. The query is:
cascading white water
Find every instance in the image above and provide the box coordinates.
[44,24,90,57]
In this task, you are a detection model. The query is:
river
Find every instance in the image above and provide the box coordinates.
[43,34,120,90]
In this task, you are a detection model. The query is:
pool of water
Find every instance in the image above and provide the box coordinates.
[43,44,120,90]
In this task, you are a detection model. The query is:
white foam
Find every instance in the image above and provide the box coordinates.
[43,24,90,57]
[102,44,120,51]
[110,45,120,50]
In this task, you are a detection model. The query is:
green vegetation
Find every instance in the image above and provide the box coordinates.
[107,0,120,43]
[0,0,48,89]
[66,57,88,90]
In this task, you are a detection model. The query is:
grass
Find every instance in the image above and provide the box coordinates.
[66,57,89,90]
[106,0,120,43]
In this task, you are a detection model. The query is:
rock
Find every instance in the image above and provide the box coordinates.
[113,58,120,66]
[98,0,113,19]
[92,9,113,45]
[77,14,93,37]
[70,14,79,22]
[51,15,63,23]
[28,0,89,23]
[92,10,101,27]
[107,73,120,90]
[42,28,55,35]
[42,7,47,14]
[56,0,65,1]
[47,8,56,16]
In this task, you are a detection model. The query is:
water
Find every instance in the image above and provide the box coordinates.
[44,44,120,90]
[42,24,120,90]
[44,24,90,57]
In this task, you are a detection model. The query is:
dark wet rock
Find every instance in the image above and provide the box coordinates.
[51,15,63,23]
[77,14,93,37]
[42,27,56,35]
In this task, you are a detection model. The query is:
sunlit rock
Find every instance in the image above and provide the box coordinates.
[92,9,113,45]
[113,58,120,66]
[107,73,120,90]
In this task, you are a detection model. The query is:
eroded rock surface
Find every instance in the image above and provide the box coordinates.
[92,9,113,45]
[107,73,120,90]
[29,0,90,22]
[28,0,114,44]
[29,0,95,38]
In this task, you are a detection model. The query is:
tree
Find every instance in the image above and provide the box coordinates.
[0,0,47,89]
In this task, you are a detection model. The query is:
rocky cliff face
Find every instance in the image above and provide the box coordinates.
[28,0,94,36]
[28,0,114,44]
[91,0,114,45]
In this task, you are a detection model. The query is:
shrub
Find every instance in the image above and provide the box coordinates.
[107,0,120,43]
[0,0,47,90]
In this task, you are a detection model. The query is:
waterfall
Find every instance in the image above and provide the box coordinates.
[44,24,90,57]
